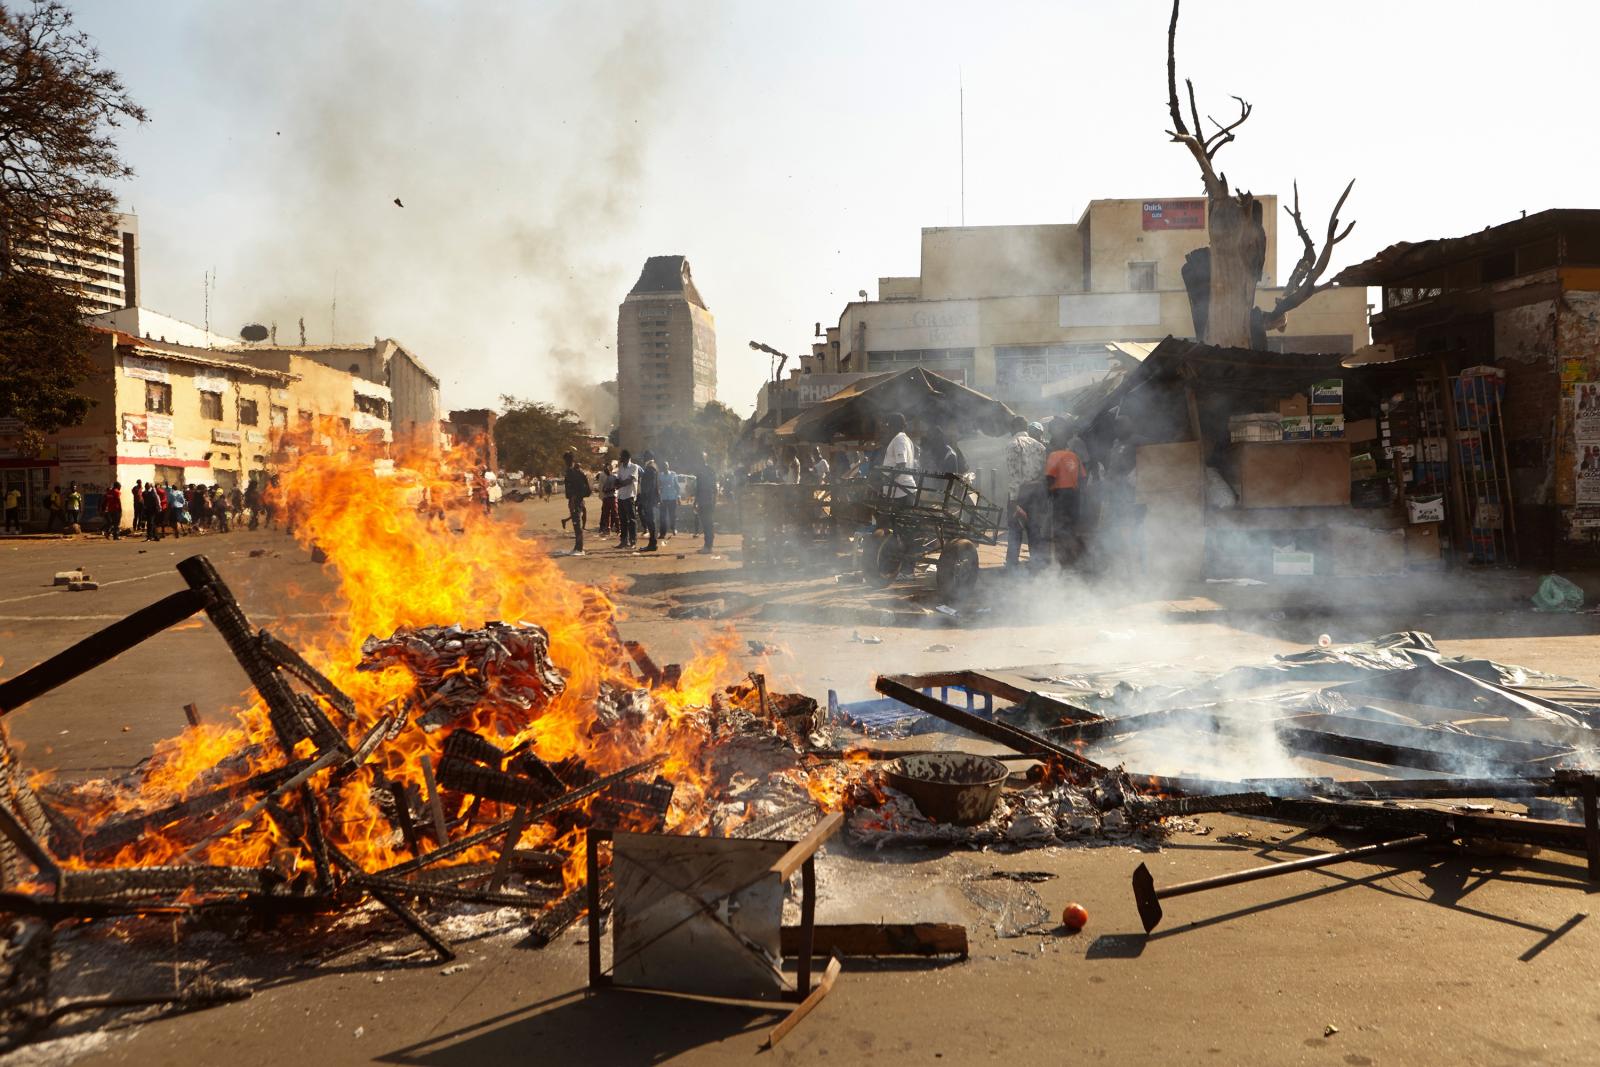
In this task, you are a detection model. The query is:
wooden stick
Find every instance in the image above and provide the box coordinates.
[183,703,201,728]
[419,755,450,846]
[766,955,841,1049]
[770,811,843,882]
[781,922,968,959]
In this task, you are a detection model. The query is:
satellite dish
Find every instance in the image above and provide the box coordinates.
[239,323,269,342]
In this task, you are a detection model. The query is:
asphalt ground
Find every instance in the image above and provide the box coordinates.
[2,501,1599,1065]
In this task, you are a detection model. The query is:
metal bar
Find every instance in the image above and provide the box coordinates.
[419,755,451,846]
[1132,833,1434,933]
[387,780,421,858]
[327,845,454,962]
[82,761,310,857]
[770,811,843,883]
[876,674,1102,770]
[178,745,345,861]
[0,800,59,889]
[175,555,314,751]
[256,631,357,721]
[353,873,558,908]
[0,588,208,713]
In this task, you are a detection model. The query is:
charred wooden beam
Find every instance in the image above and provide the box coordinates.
[434,754,562,809]
[380,755,666,878]
[80,761,310,857]
[354,872,561,908]
[175,555,320,753]
[875,675,1102,772]
[624,641,662,688]
[1126,792,1273,821]
[58,865,285,901]
[782,923,967,959]
[256,630,357,721]
[0,588,209,714]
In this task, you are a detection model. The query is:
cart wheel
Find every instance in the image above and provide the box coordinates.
[862,529,906,586]
[936,539,981,601]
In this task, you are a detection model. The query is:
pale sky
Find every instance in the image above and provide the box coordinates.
[70,0,1600,422]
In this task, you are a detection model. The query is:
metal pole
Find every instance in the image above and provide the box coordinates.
[1132,833,1433,932]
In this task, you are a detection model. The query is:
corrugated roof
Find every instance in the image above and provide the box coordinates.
[627,255,707,310]
[124,337,298,383]
[1334,208,1600,286]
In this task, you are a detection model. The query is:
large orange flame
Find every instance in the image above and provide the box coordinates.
[51,422,782,884]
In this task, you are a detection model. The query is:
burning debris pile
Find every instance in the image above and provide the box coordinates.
[0,555,844,1045]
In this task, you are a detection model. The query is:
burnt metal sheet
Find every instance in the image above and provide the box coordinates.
[610,832,787,999]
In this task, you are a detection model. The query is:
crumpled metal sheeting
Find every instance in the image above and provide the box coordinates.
[357,621,567,731]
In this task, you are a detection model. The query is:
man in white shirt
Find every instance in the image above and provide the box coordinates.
[880,412,916,497]
[810,449,830,484]
[613,449,641,549]
[1004,415,1047,567]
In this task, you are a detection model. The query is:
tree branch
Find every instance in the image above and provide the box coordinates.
[1266,178,1358,328]
[1164,0,1226,198]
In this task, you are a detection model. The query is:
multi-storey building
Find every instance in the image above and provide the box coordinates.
[616,256,716,453]
[813,197,1370,417]
[11,213,140,315]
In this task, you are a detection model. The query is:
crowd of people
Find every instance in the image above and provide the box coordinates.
[8,477,283,542]
[557,449,719,558]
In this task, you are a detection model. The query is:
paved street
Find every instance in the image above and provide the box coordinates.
[3,502,1600,1065]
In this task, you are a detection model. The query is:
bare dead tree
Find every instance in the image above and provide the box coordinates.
[1165,0,1354,348]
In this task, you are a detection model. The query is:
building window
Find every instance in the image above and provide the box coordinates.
[1128,262,1156,291]
[145,381,172,414]
[238,398,259,426]
[199,391,223,420]
[270,405,288,428]
[354,394,390,419]
[298,409,313,425]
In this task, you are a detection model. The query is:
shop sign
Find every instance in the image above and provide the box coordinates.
[146,414,174,440]
[123,355,170,383]
[194,373,229,393]
[211,428,242,445]
[1142,199,1205,230]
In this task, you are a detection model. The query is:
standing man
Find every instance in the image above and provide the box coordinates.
[1004,415,1046,569]
[3,485,20,533]
[144,483,163,541]
[637,451,661,553]
[810,448,830,484]
[694,452,718,555]
[130,479,144,533]
[562,450,590,556]
[1044,429,1085,569]
[45,486,63,532]
[879,412,917,498]
[658,459,680,538]
[101,483,123,540]
[64,483,82,530]
[598,461,618,536]
[613,449,640,549]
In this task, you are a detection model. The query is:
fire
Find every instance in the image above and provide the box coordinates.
[49,422,773,883]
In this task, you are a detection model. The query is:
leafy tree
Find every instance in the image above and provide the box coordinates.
[650,400,743,471]
[494,395,594,476]
[0,1,146,445]
[0,268,95,452]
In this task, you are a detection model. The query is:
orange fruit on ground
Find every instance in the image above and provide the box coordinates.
[1062,902,1088,931]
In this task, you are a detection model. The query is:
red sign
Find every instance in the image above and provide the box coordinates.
[1142,199,1205,230]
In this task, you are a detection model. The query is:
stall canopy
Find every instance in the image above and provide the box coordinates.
[774,366,1017,443]
[1056,335,1367,434]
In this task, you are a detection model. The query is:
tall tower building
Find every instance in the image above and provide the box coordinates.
[616,255,716,453]
[12,212,139,315]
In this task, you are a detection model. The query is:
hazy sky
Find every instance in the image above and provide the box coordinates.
[69,0,1600,421]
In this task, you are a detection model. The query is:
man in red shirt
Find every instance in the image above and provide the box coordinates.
[1045,431,1084,568]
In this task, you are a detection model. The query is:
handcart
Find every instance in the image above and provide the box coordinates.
[858,466,1004,600]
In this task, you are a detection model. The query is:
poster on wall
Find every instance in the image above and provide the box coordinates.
[122,414,147,442]
[1576,383,1600,441]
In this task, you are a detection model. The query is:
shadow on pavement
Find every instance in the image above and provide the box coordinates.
[377,987,782,1067]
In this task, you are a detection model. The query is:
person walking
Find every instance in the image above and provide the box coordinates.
[143,483,163,541]
[658,459,680,538]
[101,483,123,540]
[3,486,20,533]
[562,451,590,556]
[245,479,261,530]
[694,453,718,554]
[1003,416,1046,569]
[638,452,661,553]
[598,461,618,536]
[613,449,640,549]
